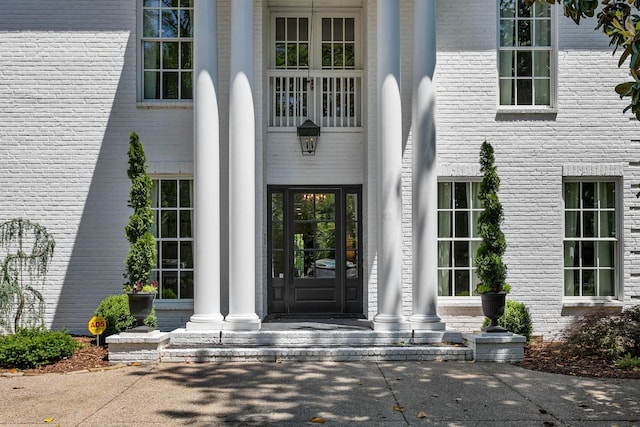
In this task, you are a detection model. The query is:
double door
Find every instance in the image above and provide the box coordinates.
[268,186,362,314]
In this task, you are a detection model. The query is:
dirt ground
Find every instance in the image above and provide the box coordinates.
[1,337,639,378]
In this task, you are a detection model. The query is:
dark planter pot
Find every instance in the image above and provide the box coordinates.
[126,292,155,329]
[480,291,508,333]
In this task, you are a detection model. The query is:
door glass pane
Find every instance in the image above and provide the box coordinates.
[272,221,284,249]
[271,192,284,220]
[272,251,285,279]
[315,221,335,250]
[315,193,335,220]
[294,194,313,220]
[346,193,358,221]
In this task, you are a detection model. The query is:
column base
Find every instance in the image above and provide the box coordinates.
[373,314,410,331]
[408,314,446,331]
[224,314,262,331]
[186,313,224,330]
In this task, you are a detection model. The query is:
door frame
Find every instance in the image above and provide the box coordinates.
[267,185,363,315]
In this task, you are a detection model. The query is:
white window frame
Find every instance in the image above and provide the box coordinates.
[563,178,620,300]
[138,0,194,104]
[497,0,558,111]
[437,180,483,297]
[269,11,362,71]
[151,177,194,300]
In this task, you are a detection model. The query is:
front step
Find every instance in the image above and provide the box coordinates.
[161,344,473,362]
[168,328,464,347]
[160,328,471,362]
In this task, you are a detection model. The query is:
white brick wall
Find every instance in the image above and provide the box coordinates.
[1,0,639,338]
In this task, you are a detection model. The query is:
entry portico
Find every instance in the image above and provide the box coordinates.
[186,0,444,332]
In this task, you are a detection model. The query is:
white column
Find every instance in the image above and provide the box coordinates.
[187,0,224,330]
[374,0,407,331]
[225,0,260,330]
[409,0,444,330]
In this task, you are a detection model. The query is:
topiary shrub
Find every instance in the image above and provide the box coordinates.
[563,305,640,361]
[0,328,79,369]
[94,294,156,337]
[482,300,533,341]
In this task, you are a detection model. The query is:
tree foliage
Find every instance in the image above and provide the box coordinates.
[475,141,511,293]
[527,0,640,118]
[124,132,156,287]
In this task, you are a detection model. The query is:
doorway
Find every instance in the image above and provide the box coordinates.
[268,186,362,315]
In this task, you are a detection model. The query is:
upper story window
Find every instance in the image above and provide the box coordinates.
[269,13,362,128]
[498,0,554,107]
[141,0,193,101]
[564,180,618,298]
[438,181,482,297]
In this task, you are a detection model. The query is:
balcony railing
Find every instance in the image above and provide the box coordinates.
[268,70,363,129]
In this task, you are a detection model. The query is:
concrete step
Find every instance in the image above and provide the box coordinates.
[168,328,464,347]
[160,344,473,362]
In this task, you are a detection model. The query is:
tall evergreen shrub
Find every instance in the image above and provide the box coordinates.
[124,132,156,287]
[475,141,510,293]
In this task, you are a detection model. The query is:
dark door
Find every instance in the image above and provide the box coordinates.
[268,186,362,315]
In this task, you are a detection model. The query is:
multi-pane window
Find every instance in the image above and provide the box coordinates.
[438,182,483,297]
[564,181,617,297]
[499,0,553,106]
[321,18,355,70]
[275,17,309,69]
[151,179,194,299]
[141,0,193,100]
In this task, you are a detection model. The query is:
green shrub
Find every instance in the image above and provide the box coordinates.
[482,300,533,341]
[0,328,79,369]
[563,305,640,361]
[94,294,156,337]
[617,353,640,369]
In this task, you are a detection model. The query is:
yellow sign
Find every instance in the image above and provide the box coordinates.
[87,316,107,336]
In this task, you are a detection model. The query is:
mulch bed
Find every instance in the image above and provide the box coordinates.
[516,340,640,379]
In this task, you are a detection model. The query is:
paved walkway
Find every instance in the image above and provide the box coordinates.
[1,361,638,426]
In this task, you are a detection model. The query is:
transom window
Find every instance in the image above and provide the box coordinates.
[564,180,618,297]
[438,182,483,297]
[151,178,194,299]
[499,0,554,106]
[141,0,193,100]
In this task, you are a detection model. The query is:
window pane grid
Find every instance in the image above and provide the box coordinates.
[563,180,617,297]
[152,179,194,299]
[142,1,193,100]
[438,182,482,297]
[499,0,552,106]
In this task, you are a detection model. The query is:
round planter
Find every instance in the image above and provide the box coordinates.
[126,292,155,328]
[480,291,508,333]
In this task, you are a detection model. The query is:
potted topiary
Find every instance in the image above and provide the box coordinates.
[123,132,158,331]
[475,140,511,333]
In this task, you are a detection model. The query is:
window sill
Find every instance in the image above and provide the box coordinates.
[137,101,193,110]
[562,299,623,308]
[154,299,194,310]
[496,107,557,119]
[437,297,481,307]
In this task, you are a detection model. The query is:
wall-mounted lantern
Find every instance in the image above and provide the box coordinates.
[297,119,321,156]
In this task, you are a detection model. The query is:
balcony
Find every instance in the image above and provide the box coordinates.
[268,70,363,129]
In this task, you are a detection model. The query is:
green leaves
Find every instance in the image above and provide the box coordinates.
[475,141,509,293]
[125,132,157,286]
